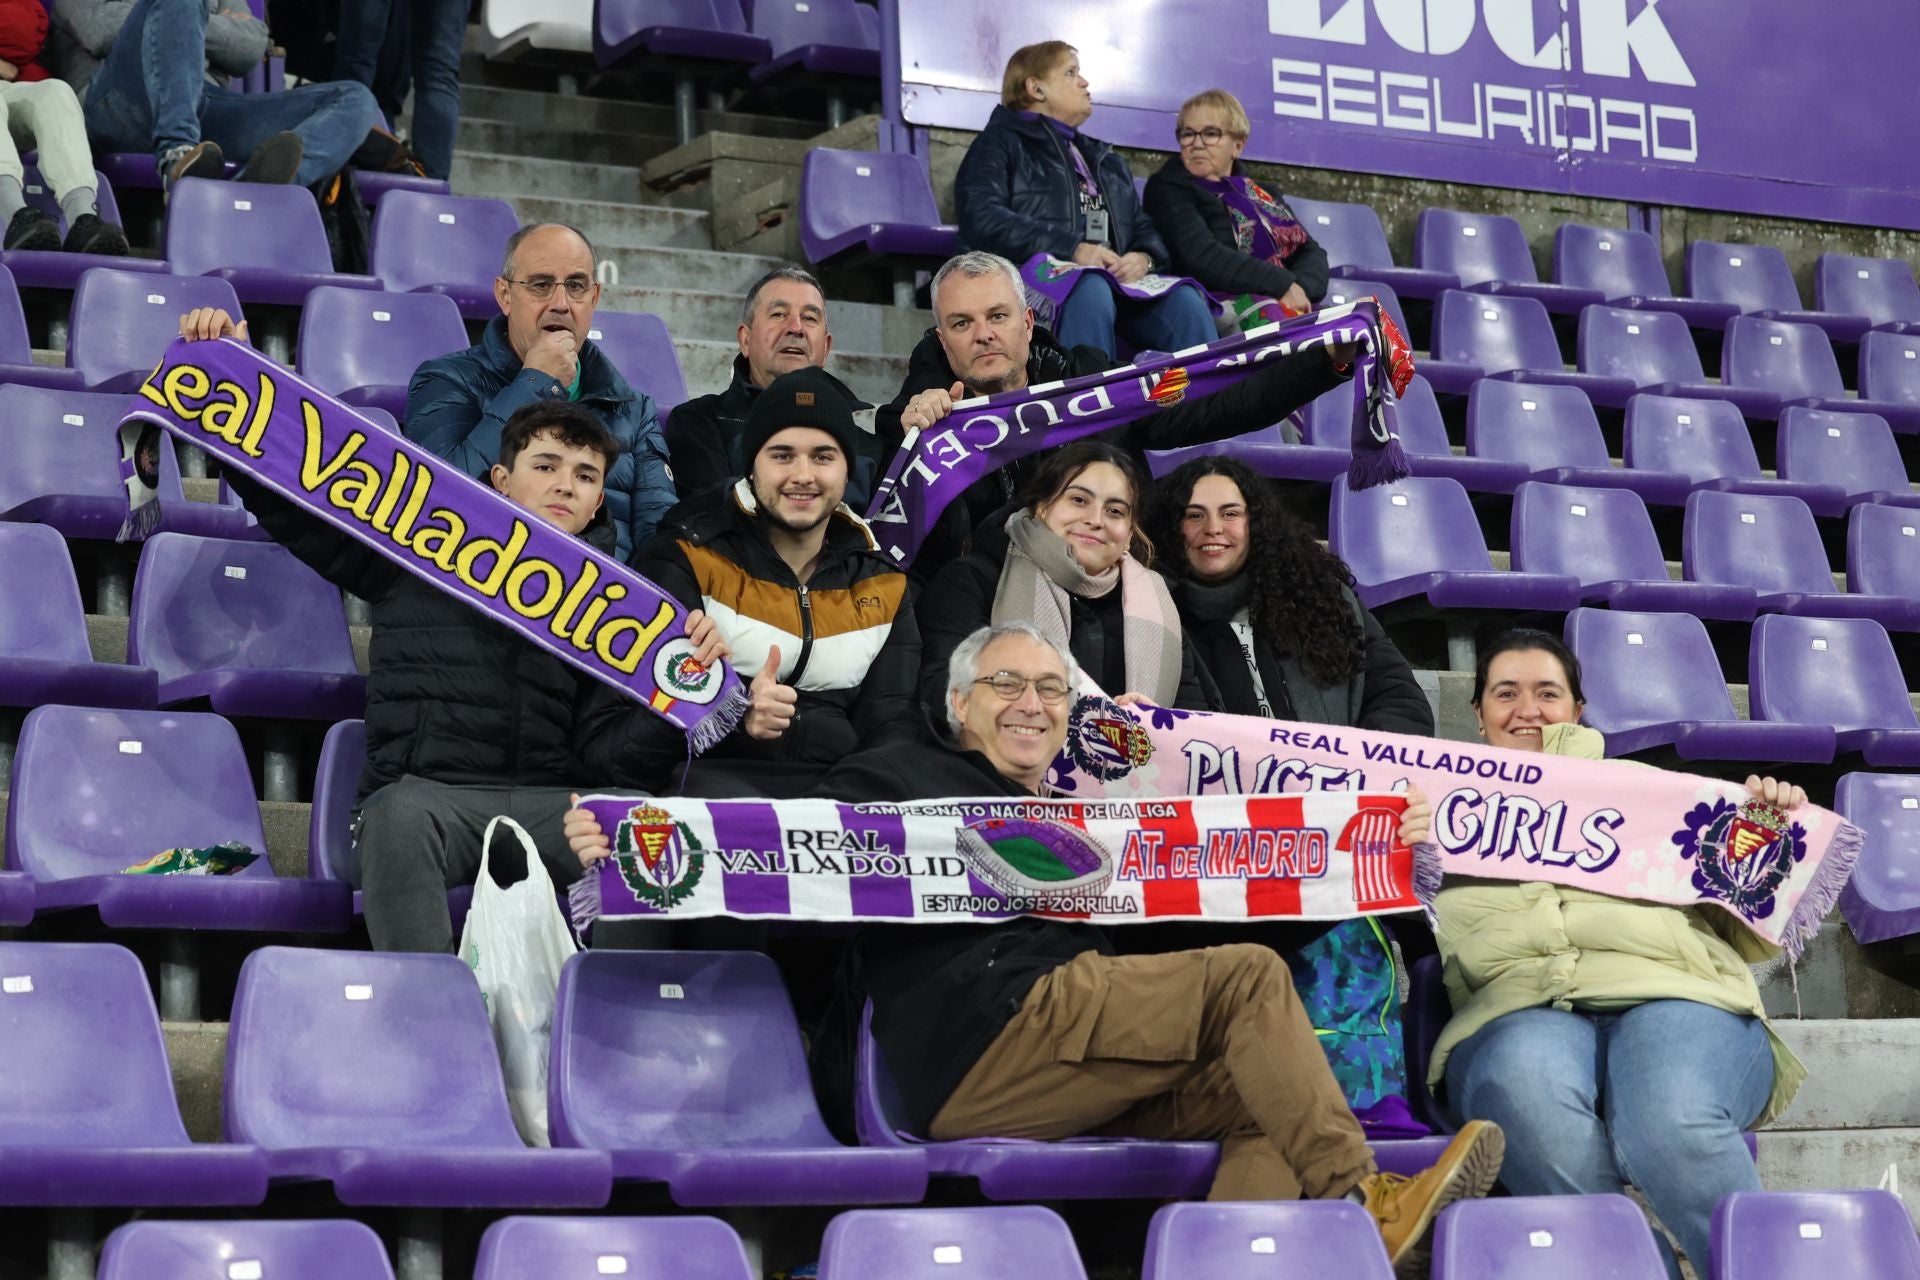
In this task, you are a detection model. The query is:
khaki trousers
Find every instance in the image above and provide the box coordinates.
[928,943,1376,1201]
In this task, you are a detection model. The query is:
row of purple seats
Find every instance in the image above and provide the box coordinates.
[91,151,447,206]
[591,0,878,109]
[5,163,159,291]
[1838,772,1920,946]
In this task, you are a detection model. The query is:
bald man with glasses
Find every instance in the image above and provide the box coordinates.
[404,221,678,559]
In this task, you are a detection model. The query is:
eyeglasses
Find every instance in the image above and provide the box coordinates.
[501,275,596,301]
[973,672,1072,704]
[1176,126,1231,147]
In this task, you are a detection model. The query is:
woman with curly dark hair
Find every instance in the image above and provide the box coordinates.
[1145,456,1432,734]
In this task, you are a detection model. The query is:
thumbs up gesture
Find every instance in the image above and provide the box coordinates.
[744,645,799,741]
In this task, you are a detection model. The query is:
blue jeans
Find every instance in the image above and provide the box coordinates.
[83,0,381,186]
[1053,271,1217,359]
[333,0,465,179]
[1447,1001,1773,1280]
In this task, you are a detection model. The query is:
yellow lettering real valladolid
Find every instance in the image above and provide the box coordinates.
[141,359,673,675]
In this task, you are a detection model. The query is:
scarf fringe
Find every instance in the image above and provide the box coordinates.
[1347,436,1410,490]
[1777,818,1863,964]
[115,498,165,544]
[1412,840,1443,922]
[688,682,750,756]
[567,863,603,936]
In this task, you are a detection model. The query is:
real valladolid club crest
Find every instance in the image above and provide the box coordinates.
[1674,796,1805,921]
[650,637,722,705]
[1147,366,1190,408]
[1067,695,1154,781]
[614,802,705,910]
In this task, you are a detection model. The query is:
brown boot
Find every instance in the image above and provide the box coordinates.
[1356,1119,1505,1276]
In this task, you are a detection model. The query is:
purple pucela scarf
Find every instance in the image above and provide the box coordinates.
[119,338,747,747]
[865,298,1407,568]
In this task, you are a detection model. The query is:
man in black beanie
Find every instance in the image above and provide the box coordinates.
[631,367,923,797]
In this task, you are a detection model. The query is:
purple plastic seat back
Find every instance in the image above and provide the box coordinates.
[165,178,335,276]
[0,941,199,1147]
[818,1207,1088,1280]
[1416,208,1538,287]
[1836,771,1920,946]
[1578,305,1707,386]
[1284,195,1398,272]
[1817,254,1920,329]
[854,1,876,44]
[308,719,366,882]
[1564,607,1744,730]
[1684,490,1833,594]
[1750,613,1918,733]
[1330,475,1495,580]
[1433,1194,1669,1278]
[24,165,122,233]
[1848,502,1920,600]
[225,947,526,1149]
[550,949,843,1151]
[1305,374,1440,452]
[1723,316,1844,400]
[99,1220,396,1280]
[1554,225,1669,299]
[0,261,43,362]
[1141,1201,1393,1280]
[1321,276,1409,337]
[298,287,469,397]
[369,191,520,295]
[1512,483,1668,585]
[1433,290,1562,376]
[1860,331,1920,407]
[596,0,758,63]
[798,148,951,264]
[585,310,689,414]
[69,269,245,391]
[1623,393,1758,484]
[751,0,866,54]
[1779,406,1906,498]
[7,705,273,882]
[1467,380,1610,469]
[474,1216,755,1280]
[1687,241,1806,314]
[0,384,193,529]
[0,523,93,663]
[1710,1189,1920,1280]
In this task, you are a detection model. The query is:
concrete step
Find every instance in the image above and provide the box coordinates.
[1769,1020,1920,1130]
[455,83,818,143]
[1756,1130,1920,1224]
[674,337,904,407]
[593,242,794,296]
[164,1020,228,1143]
[458,116,677,169]
[451,149,676,208]
[507,193,713,252]
[600,282,930,355]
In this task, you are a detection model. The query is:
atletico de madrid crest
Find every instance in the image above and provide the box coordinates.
[1674,796,1805,922]
[1067,695,1154,781]
[614,802,705,910]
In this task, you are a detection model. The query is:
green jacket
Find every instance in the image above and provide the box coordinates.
[1430,721,1806,1126]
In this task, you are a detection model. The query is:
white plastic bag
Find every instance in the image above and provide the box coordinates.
[459,814,577,1147]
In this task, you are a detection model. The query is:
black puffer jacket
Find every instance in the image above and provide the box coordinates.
[228,474,688,804]
[1143,155,1330,304]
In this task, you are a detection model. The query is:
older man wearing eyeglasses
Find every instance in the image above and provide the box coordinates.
[404,221,678,560]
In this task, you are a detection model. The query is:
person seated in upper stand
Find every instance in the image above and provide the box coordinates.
[405,221,677,562]
[632,365,921,799]
[567,620,1500,1274]
[954,39,1217,358]
[0,0,128,251]
[1145,455,1430,733]
[663,264,883,508]
[51,0,379,189]
[180,307,704,955]
[878,250,1353,568]
[916,440,1207,722]
[1143,89,1330,327]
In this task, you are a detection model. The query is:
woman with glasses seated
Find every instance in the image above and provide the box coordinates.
[915,440,1208,723]
[1143,89,1331,331]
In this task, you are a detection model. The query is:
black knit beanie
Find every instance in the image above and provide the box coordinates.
[738,367,862,474]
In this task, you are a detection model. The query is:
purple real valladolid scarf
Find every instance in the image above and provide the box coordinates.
[865,297,1406,567]
[117,337,748,749]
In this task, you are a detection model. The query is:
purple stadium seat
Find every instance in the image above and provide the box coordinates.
[0,261,81,389]
[1858,331,1920,433]
[225,946,613,1206]
[585,310,690,414]
[1304,373,1522,494]
[68,268,244,391]
[0,941,269,1206]
[1836,772,1920,945]
[1330,475,1581,613]
[0,870,29,923]
[1140,1201,1395,1280]
[1849,499,1920,596]
[1432,1194,1669,1278]
[368,191,521,319]
[6,166,159,290]
[99,1220,395,1280]
[1749,613,1920,765]
[1778,407,1920,508]
[354,171,452,206]
[127,533,367,720]
[1621,395,1848,516]
[1565,608,1834,762]
[818,1207,1086,1280]
[1430,290,1633,404]
[475,1216,755,1280]
[1684,490,1920,630]
[0,523,159,709]
[1284,195,1457,301]
[1551,224,1737,331]
[1710,1190,1920,1280]
[218,402,398,540]
[1467,381,1690,507]
[1719,315,1845,419]
[1576,306,1780,420]
[748,0,879,84]
[1816,254,1920,335]
[798,149,959,266]
[297,287,468,419]
[8,704,352,929]
[1687,241,1869,345]
[550,949,926,1206]
[593,0,771,70]
[1415,209,1600,315]
[164,178,379,305]
[1321,277,1409,337]
[1512,484,1757,621]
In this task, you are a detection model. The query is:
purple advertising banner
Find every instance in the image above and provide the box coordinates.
[883,0,1920,230]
